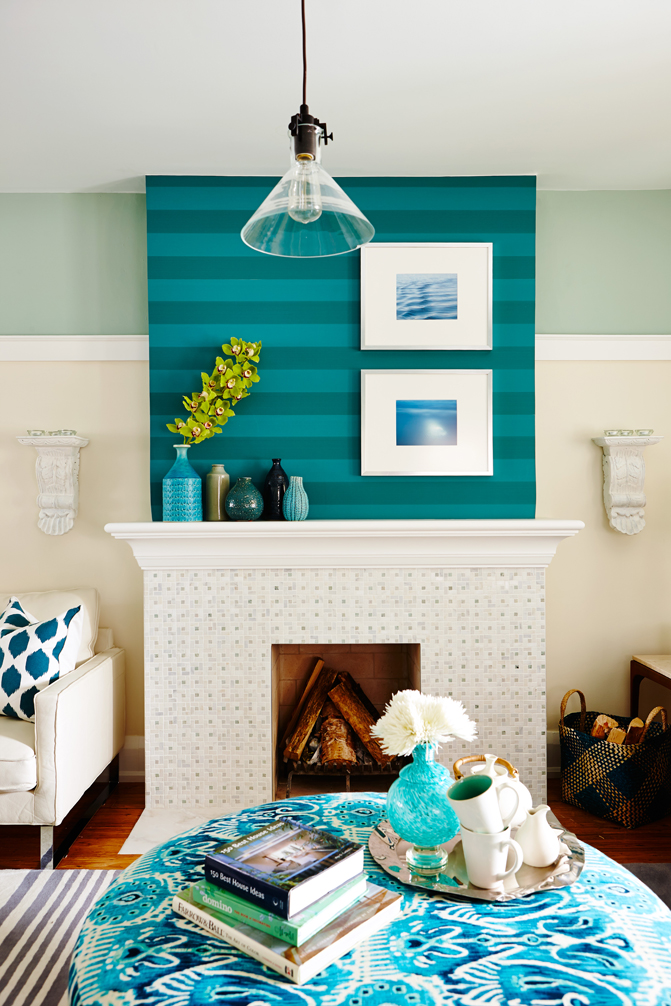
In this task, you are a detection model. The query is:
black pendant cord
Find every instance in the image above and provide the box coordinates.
[288,0,332,150]
[301,0,308,106]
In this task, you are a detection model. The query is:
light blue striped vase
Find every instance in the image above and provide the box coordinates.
[282,476,309,521]
[162,444,203,521]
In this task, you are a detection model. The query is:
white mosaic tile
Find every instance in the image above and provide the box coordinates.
[143,567,547,811]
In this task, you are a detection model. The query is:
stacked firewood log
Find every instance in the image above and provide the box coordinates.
[281,659,393,768]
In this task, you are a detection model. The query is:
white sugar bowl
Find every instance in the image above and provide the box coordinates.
[453,753,533,829]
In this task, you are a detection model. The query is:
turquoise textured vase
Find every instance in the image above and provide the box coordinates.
[386,743,459,872]
[282,475,309,521]
[225,476,264,521]
[162,444,202,521]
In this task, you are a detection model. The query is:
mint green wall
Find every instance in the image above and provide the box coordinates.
[2,191,671,336]
[536,190,671,334]
[0,194,147,334]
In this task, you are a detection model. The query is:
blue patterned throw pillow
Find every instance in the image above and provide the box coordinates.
[0,605,82,721]
[0,596,38,637]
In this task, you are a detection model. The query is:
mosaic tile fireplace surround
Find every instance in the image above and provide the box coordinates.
[107,519,582,824]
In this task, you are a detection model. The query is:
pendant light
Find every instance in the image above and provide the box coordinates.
[241,0,374,258]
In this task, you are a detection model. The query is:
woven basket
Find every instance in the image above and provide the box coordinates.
[559,689,671,828]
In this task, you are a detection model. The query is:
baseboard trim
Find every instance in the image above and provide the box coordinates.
[119,735,145,781]
[536,334,671,361]
[0,334,149,362]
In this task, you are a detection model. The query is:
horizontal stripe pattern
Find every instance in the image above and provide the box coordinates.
[147,175,536,519]
[0,869,122,1006]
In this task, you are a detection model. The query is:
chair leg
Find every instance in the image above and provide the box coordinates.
[40,827,55,870]
[49,754,121,868]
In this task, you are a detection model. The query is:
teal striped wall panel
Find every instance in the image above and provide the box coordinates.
[147,176,536,520]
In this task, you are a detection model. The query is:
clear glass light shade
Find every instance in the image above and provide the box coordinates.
[241,142,374,257]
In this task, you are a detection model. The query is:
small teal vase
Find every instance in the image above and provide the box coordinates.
[386,744,459,872]
[282,475,309,521]
[225,477,264,521]
[162,444,202,521]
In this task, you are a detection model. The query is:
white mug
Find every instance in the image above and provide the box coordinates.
[460,824,524,890]
[447,774,519,834]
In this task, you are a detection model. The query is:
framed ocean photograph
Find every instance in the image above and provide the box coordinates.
[361,370,493,476]
[360,242,493,350]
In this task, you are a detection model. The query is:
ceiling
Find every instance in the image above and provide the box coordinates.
[1,0,670,192]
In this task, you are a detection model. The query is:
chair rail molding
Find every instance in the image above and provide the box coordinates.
[536,334,671,361]
[0,335,148,362]
[17,435,89,535]
[104,519,585,570]
[592,436,663,535]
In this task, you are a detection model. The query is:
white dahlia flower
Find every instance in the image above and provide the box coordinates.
[370,690,477,757]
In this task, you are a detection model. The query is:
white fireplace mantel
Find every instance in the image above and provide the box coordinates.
[105,518,584,570]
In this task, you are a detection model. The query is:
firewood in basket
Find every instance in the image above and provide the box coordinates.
[283,664,339,762]
[328,680,393,765]
[591,714,619,739]
[624,717,645,744]
[606,726,627,744]
[321,716,357,766]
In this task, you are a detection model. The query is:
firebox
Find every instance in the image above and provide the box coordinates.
[272,643,421,797]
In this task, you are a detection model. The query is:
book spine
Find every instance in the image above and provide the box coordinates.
[172,896,298,983]
[193,887,298,943]
[204,857,290,917]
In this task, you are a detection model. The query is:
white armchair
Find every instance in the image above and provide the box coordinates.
[0,589,126,868]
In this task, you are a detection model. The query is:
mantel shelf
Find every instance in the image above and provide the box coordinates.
[105,518,584,570]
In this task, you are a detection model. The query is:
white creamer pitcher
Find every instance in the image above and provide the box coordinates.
[515,804,563,867]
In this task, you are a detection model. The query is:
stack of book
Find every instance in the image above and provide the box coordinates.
[173,817,402,984]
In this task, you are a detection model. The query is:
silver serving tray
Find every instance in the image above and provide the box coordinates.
[369,811,585,902]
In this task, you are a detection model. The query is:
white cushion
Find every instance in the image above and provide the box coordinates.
[0,589,99,665]
[0,718,36,792]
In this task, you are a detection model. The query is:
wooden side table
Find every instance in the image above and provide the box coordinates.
[630,655,671,716]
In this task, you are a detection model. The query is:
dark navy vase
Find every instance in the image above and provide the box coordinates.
[263,458,289,520]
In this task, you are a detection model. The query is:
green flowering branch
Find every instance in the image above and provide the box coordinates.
[166,337,262,445]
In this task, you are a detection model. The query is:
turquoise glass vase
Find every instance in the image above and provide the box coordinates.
[282,475,309,521]
[386,743,459,872]
[225,477,264,521]
[162,444,202,521]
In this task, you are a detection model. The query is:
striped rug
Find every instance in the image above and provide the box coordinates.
[0,869,122,1006]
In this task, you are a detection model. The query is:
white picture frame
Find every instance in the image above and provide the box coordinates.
[361,369,493,476]
[360,242,493,351]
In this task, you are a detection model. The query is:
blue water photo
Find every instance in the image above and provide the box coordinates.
[396,273,458,320]
[396,400,457,446]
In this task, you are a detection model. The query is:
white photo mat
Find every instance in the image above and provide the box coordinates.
[361,242,493,351]
[361,370,493,476]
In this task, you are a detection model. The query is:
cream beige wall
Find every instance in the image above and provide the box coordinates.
[0,361,150,735]
[537,361,671,726]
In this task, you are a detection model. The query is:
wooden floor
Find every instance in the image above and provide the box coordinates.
[0,778,668,871]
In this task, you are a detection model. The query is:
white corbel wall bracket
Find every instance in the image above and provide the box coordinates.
[17,435,89,535]
[592,436,663,535]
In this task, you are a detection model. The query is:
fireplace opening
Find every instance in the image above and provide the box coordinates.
[272,644,420,799]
